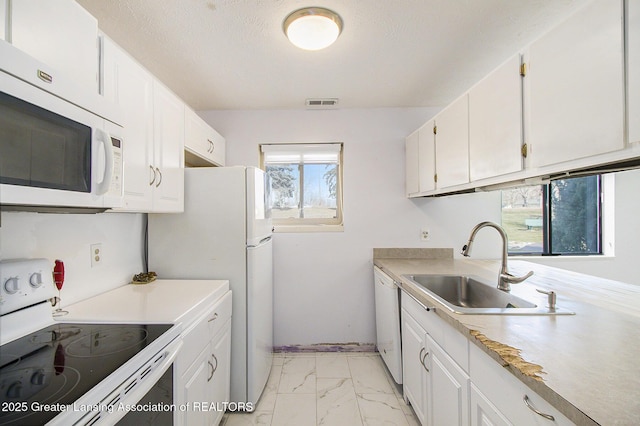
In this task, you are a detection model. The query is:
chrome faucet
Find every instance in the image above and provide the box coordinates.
[461,221,533,292]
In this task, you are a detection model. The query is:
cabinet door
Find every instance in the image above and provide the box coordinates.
[152,81,185,212]
[418,120,436,193]
[526,0,624,168]
[0,0,6,41]
[11,0,98,92]
[208,127,226,167]
[210,321,232,426]
[469,54,523,181]
[435,95,469,188]
[427,335,469,426]
[185,108,226,167]
[406,131,420,196]
[629,0,640,144]
[401,309,427,424]
[182,345,212,426]
[470,384,510,426]
[102,36,154,211]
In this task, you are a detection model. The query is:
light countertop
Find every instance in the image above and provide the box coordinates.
[57,279,230,327]
[373,250,640,426]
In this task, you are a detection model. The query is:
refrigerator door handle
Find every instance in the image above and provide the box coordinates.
[259,236,272,245]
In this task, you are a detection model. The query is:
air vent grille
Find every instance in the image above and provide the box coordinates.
[305,98,339,109]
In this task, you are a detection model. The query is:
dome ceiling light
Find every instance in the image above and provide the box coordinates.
[283,7,343,51]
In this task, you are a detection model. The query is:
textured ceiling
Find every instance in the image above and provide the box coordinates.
[77,0,591,110]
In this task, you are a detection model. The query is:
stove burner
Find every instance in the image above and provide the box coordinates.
[65,326,149,358]
[29,325,82,346]
[0,365,81,425]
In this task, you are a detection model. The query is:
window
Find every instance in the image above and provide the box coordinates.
[501,175,602,255]
[260,143,343,231]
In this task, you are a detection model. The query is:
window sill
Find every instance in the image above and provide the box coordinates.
[273,224,344,233]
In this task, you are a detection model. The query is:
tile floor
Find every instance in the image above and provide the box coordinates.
[222,352,420,426]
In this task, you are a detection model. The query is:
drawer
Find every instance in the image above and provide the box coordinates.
[177,290,232,377]
[402,291,469,372]
[469,342,573,425]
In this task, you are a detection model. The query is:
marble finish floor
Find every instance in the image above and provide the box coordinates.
[222,352,419,426]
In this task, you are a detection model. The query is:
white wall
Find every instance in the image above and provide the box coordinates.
[200,108,503,346]
[0,212,145,305]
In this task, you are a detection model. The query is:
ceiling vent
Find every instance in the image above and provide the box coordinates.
[305,98,339,109]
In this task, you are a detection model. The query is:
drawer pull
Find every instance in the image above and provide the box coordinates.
[208,313,219,322]
[523,395,555,421]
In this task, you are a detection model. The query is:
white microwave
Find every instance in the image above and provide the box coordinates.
[0,41,124,212]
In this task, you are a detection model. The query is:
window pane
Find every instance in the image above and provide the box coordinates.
[266,165,300,219]
[302,164,338,219]
[550,176,600,254]
[501,186,544,254]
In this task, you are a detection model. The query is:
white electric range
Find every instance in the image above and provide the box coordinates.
[0,259,182,426]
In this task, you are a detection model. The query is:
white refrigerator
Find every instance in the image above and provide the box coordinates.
[148,166,273,406]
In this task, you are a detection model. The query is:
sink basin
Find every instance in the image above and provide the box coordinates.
[403,274,573,315]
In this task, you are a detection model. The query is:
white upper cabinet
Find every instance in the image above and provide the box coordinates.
[152,81,185,212]
[405,130,420,196]
[406,120,436,197]
[435,94,470,188]
[102,36,154,211]
[418,121,436,193]
[185,107,226,167]
[102,37,184,213]
[629,0,640,145]
[525,0,624,169]
[11,0,99,92]
[469,54,523,181]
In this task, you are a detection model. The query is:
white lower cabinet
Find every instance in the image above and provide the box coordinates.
[401,294,469,426]
[427,335,469,426]
[177,291,232,426]
[470,384,510,426]
[469,343,573,426]
[401,309,428,424]
[401,291,574,426]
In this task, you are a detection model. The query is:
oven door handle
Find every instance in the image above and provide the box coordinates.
[70,338,183,426]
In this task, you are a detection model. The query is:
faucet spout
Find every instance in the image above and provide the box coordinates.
[461,221,533,292]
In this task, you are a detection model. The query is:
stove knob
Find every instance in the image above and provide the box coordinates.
[31,369,47,386]
[29,272,43,288]
[7,381,22,398]
[4,277,20,294]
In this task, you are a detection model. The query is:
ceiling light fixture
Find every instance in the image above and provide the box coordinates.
[283,7,343,51]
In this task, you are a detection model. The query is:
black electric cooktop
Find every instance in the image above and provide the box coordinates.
[0,323,172,425]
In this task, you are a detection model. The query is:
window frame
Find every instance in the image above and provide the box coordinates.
[260,143,344,233]
[503,174,611,257]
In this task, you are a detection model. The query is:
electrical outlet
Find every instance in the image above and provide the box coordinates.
[421,228,430,241]
[90,243,102,267]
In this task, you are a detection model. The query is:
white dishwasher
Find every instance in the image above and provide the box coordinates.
[374,266,403,384]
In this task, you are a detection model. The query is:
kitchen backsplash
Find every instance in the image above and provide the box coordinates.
[0,211,146,306]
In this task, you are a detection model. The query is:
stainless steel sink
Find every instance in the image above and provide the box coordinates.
[403,274,574,315]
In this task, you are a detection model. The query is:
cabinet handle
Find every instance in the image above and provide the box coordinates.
[523,395,555,421]
[207,360,214,382]
[421,351,429,372]
[208,139,214,153]
[149,165,156,186]
[211,353,218,374]
[208,313,218,322]
[418,348,429,372]
[155,168,162,187]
